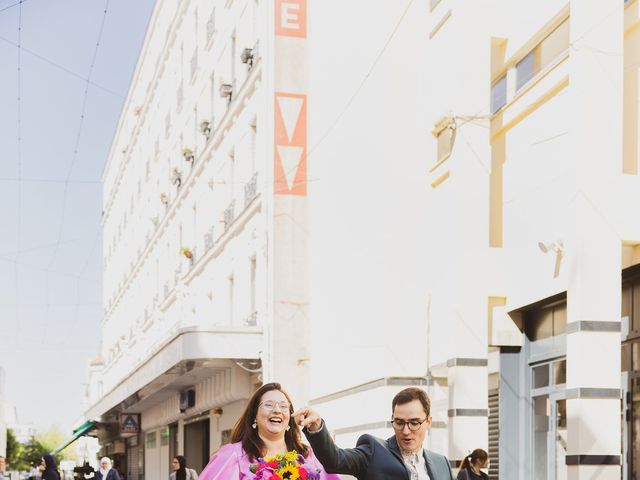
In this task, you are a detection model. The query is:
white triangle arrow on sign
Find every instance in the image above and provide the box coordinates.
[277,145,304,191]
[277,96,304,143]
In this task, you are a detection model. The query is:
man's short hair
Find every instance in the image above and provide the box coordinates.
[392,387,431,417]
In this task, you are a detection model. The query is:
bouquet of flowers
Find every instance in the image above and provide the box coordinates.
[250,450,321,480]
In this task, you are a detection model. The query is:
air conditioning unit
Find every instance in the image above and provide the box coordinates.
[179,389,196,413]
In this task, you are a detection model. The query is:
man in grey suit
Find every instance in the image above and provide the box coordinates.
[294,387,455,480]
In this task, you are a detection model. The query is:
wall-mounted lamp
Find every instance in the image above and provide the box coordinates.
[240,47,254,67]
[211,407,223,417]
[538,240,564,277]
[219,83,233,100]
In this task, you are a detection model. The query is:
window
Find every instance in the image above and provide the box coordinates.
[165,112,171,137]
[146,431,156,449]
[432,117,454,163]
[437,125,453,162]
[160,427,169,446]
[206,8,216,44]
[229,275,234,324]
[250,257,256,314]
[190,49,198,80]
[210,73,216,128]
[516,51,535,91]
[177,81,184,110]
[490,75,507,114]
[230,32,236,89]
[516,19,569,92]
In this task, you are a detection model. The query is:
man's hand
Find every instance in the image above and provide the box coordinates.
[293,407,323,432]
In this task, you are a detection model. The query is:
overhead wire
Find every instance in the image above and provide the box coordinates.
[15,0,22,343]
[47,0,110,272]
[0,34,124,98]
[42,0,111,345]
[0,177,100,184]
[305,0,415,163]
[0,0,28,14]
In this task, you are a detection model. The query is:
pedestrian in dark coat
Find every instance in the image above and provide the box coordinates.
[95,457,121,480]
[41,454,61,480]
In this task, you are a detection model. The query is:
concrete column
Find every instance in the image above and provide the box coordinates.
[177,418,184,455]
[447,357,488,470]
[567,1,623,479]
[267,0,311,406]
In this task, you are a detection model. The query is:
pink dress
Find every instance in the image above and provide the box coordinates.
[199,442,341,480]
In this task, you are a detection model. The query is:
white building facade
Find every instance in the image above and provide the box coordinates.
[89,0,312,479]
[86,1,640,480]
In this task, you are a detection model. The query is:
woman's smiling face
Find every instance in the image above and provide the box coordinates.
[255,389,291,438]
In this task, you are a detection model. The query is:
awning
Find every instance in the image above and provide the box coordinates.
[50,420,97,454]
[85,325,262,420]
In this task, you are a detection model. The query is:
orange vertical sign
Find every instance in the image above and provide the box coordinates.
[274,93,307,196]
[275,0,307,38]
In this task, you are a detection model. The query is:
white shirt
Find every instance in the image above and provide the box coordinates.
[401,450,431,480]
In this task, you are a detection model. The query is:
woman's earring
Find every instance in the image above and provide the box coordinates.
[252,420,257,429]
[286,425,291,431]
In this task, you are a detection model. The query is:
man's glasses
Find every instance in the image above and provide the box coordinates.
[259,401,291,412]
[391,417,428,431]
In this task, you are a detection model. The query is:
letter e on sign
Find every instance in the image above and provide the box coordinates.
[275,0,307,38]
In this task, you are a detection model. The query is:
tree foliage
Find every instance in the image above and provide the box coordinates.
[6,429,24,470]
[5,426,76,471]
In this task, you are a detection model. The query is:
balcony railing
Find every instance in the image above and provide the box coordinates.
[204,227,215,250]
[223,200,235,230]
[244,172,258,207]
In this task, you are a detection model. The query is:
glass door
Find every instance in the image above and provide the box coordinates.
[551,395,567,480]
[531,358,567,480]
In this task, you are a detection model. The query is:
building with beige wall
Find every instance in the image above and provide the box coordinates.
[82,0,640,479]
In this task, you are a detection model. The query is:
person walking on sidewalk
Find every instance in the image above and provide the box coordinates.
[170,456,198,480]
[295,386,455,480]
[95,458,120,480]
[40,455,61,480]
[456,449,488,480]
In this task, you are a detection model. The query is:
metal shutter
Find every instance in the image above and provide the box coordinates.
[488,388,499,480]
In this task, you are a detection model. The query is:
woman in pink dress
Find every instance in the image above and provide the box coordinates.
[199,382,339,479]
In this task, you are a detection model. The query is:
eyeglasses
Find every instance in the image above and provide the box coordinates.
[391,417,428,431]
[259,401,290,412]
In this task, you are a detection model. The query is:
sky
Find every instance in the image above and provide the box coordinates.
[0,0,156,434]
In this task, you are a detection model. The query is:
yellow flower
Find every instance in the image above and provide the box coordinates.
[276,464,299,479]
[284,451,298,462]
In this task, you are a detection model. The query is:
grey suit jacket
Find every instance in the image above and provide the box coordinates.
[304,423,455,480]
